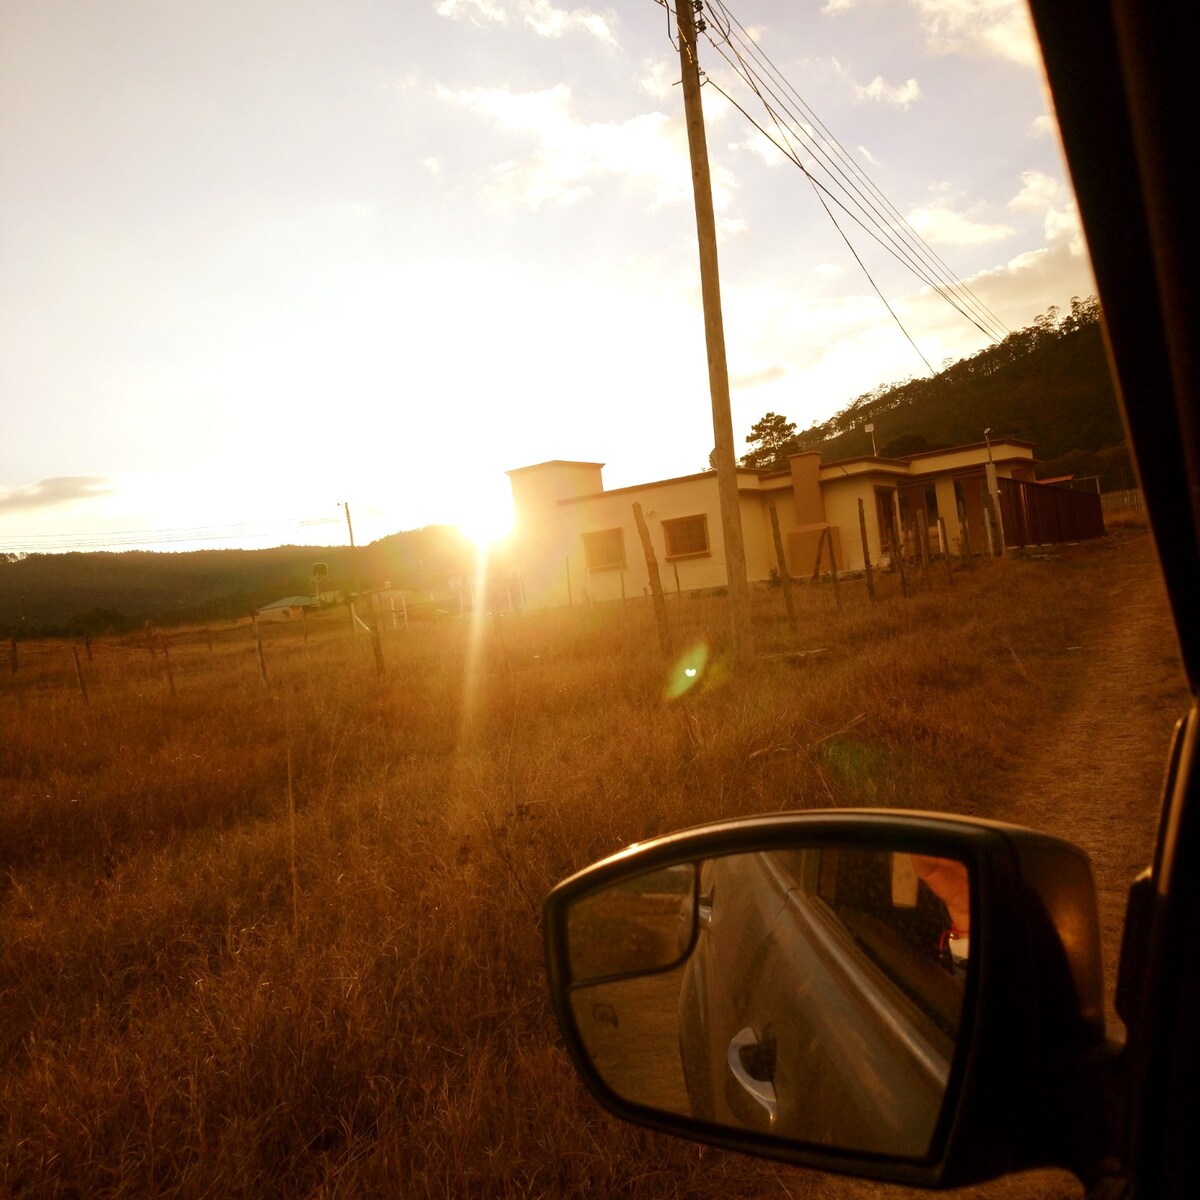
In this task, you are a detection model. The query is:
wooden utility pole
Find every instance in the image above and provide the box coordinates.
[675,0,753,664]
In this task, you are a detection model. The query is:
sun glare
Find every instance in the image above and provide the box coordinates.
[452,487,515,550]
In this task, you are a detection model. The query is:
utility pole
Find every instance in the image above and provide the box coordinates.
[675,0,753,664]
[342,502,365,616]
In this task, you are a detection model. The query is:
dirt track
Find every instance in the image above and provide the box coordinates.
[770,535,1189,1200]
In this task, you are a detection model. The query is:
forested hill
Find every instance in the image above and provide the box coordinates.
[741,297,1132,488]
[0,526,475,636]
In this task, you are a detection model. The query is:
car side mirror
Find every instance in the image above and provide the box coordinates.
[544,810,1113,1190]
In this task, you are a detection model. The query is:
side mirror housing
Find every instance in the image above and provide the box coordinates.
[544,810,1113,1189]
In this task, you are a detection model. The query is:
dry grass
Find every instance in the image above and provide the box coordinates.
[0,532,1185,1199]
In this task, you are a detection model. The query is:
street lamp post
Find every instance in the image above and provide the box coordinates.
[865,422,878,457]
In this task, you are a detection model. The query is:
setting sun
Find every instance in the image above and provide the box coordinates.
[448,480,516,550]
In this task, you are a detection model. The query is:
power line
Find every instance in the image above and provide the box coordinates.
[704,0,1009,341]
[658,0,1012,357]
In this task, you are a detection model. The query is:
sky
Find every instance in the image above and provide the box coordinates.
[0,0,1096,553]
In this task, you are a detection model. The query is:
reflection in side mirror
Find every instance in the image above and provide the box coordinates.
[566,863,697,981]
[562,848,971,1159]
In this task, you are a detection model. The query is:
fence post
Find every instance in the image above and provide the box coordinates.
[633,502,672,657]
[890,506,910,598]
[71,646,90,705]
[957,501,976,572]
[938,517,955,585]
[857,499,876,602]
[828,529,842,610]
[768,501,798,633]
[252,618,269,684]
[161,639,178,699]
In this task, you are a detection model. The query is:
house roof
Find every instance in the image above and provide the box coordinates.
[258,595,313,611]
[506,459,606,476]
[556,467,766,505]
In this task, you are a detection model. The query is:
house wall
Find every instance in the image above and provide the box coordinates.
[508,462,606,607]
[561,474,732,603]
[506,441,1041,606]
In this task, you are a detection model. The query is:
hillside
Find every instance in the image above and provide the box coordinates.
[742,297,1132,487]
[0,526,476,636]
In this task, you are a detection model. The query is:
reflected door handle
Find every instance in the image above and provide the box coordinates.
[725,1027,777,1130]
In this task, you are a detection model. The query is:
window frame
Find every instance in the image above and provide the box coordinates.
[582,527,626,572]
[661,514,711,561]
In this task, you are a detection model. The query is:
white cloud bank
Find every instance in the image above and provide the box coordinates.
[434,0,618,45]
[436,83,737,212]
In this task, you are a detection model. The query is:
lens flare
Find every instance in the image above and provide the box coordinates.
[665,643,710,700]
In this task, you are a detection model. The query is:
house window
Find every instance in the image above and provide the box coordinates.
[662,514,710,559]
[582,528,625,571]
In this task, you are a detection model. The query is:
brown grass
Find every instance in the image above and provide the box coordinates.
[0,533,1186,1199]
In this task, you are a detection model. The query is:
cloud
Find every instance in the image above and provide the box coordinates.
[854,75,921,108]
[0,476,115,514]
[912,0,1041,68]
[639,60,677,101]
[435,0,508,26]
[906,200,1014,244]
[732,130,788,168]
[421,157,442,178]
[857,144,879,165]
[1030,114,1055,138]
[435,0,617,44]
[732,365,787,388]
[1008,170,1083,252]
[436,83,736,211]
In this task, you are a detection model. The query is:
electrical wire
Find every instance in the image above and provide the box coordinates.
[706,0,1009,340]
[702,0,1010,342]
[662,0,1011,353]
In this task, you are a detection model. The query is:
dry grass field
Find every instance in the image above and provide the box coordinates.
[1,524,1187,1200]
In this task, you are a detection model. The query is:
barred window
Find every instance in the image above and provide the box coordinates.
[662,514,710,559]
[582,528,626,571]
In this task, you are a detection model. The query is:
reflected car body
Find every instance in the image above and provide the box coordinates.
[677,849,961,1158]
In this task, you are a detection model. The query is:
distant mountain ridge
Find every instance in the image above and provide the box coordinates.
[0,526,475,636]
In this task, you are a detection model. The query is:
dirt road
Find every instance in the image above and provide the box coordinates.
[768,535,1189,1200]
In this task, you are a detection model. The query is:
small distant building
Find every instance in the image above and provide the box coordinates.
[506,439,1101,608]
[255,595,316,622]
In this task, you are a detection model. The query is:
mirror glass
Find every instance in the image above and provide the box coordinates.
[564,847,971,1159]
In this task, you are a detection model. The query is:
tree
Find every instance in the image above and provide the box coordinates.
[740,411,800,469]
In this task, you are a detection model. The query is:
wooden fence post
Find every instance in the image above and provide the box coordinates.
[938,517,955,585]
[633,502,672,657]
[857,499,876,601]
[768,502,798,633]
[71,646,89,705]
[889,507,910,598]
[957,501,977,572]
[252,618,269,684]
[161,639,177,698]
[828,531,842,609]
